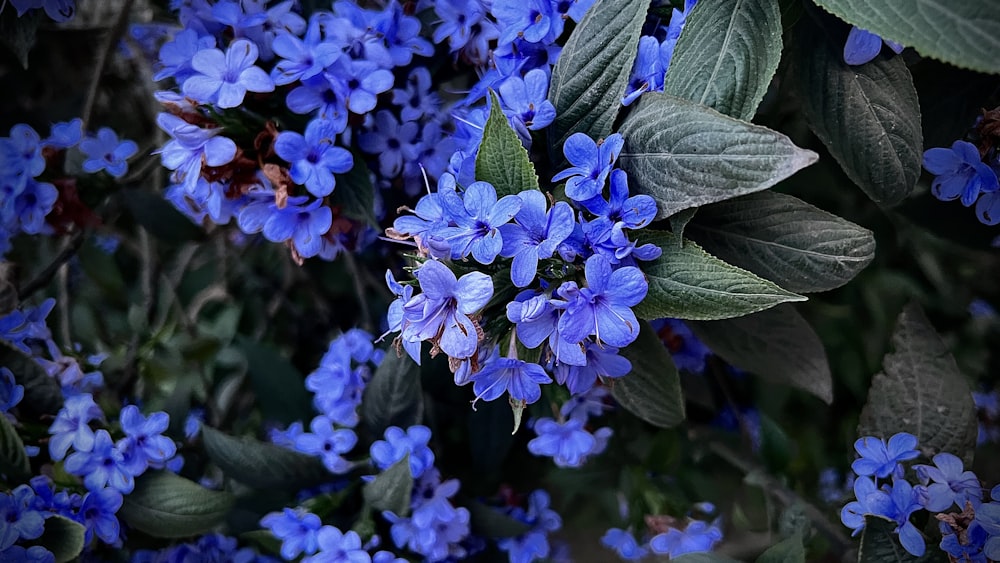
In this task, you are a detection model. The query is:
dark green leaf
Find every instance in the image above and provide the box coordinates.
[120,470,234,538]
[0,267,16,315]
[240,529,283,558]
[686,191,875,293]
[0,339,63,417]
[858,303,978,465]
[634,230,806,321]
[363,455,413,516]
[362,349,423,437]
[236,337,313,425]
[612,320,685,428]
[792,18,922,206]
[664,0,783,120]
[467,501,532,538]
[201,425,331,490]
[669,208,698,241]
[547,0,649,153]
[331,151,377,227]
[26,514,86,563]
[858,515,946,562]
[811,0,1000,74]
[0,413,31,483]
[673,554,741,563]
[475,90,539,198]
[468,396,516,473]
[691,305,833,403]
[619,93,818,219]
[122,190,204,244]
[0,8,40,68]
[756,532,806,563]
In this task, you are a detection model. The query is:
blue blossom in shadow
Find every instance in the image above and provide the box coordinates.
[851,433,919,480]
[843,26,904,65]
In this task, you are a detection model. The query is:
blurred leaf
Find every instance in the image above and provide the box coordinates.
[686,191,875,293]
[201,426,331,490]
[759,412,793,471]
[236,337,313,425]
[0,8,39,68]
[612,320,685,428]
[619,93,818,220]
[362,349,423,437]
[122,190,204,245]
[78,240,126,297]
[0,339,63,417]
[664,0,783,121]
[811,0,1000,74]
[120,470,234,538]
[476,90,539,198]
[0,413,31,483]
[468,396,516,473]
[467,501,532,538]
[547,0,647,155]
[331,151,377,227]
[634,230,806,321]
[27,514,86,563]
[778,504,812,540]
[792,16,922,206]
[674,554,741,563]
[858,303,979,465]
[756,532,806,563]
[0,274,16,315]
[240,529,283,558]
[858,515,944,562]
[691,305,833,403]
[363,455,412,516]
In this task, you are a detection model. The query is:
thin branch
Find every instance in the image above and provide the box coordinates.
[343,251,373,332]
[17,230,85,300]
[79,0,135,131]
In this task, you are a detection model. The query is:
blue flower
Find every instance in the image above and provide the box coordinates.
[78,487,123,545]
[0,123,44,188]
[13,179,59,235]
[843,26,904,66]
[432,0,497,55]
[370,425,435,479]
[554,342,631,395]
[498,69,557,143]
[841,477,925,556]
[492,0,558,45]
[156,112,237,190]
[79,127,137,178]
[0,545,54,563]
[294,415,358,473]
[471,356,552,405]
[851,432,919,480]
[527,417,597,468]
[914,452,982,512]
[400,259,493,361]
[10,0,75,22]
[241,196,333,259]
[301,526,371,563]
[154,28,217,82]
[977,501,1000,559]
[601,528,648,560]
[552,133,625,202]
[48,393,104,461]
[0,367,24,413]
[183,39,275,108]
[117,405,176,474]
[440,181,523,264]
[556,255,647,348]
[499,190,574,287]
[648,520,722,557]
[0,485,45,551]
[392,67,440,123]
[623,36,664,106]
[507,293,559,348]
[497,490,562,563]
[43,118,83,149]
[64,429,136,493]
[975,188,1000,226]
[940,520,988,563]
[653,318,711,373]
[359,110,419,178]
[274,118,354,197]
[923,141,999,207]
[270,30,341,86]
[337,59,395,115]
[582,169,657,230]
[261,508,323,559]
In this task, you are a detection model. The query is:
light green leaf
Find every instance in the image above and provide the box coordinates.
[756,533,806,563]
[612,320,685,428]
[858,303,978,465]
[475,90,539,198]
[635,230,806,321]
[547,0,649,153]
[664,0,783,120]
[811,0,1000,74]
[363,455,413,516]
[686,191,875,293]
[28,514,86,563]
[619,93,818,219]
[331,151,377,227]
[0,413,30,483]
[691,305,833,403]
[793,18,922,205]
[201,425,332,490]
[362,349,423,437]
[120,470,234,538]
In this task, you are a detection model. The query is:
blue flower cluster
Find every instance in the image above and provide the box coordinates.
[923,109,1000,226]
[841,432,1000,560]
[0,120,135,257]
[601,505,723,560]
[131,532,279,563]
[527,391,612,468]
[495,489,563,562]
[382,465,473,561]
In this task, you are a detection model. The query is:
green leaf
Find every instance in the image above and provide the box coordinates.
[686,191,876,293]
[331,151,377,227]
[0,8,39,68]
[0,413,31,483]
[858,303,978,465]
[120,470,234,538]
[362,349,424,437]
[612,320,685,428]
[547,0,649,153]
[475,90,539,198]
[691,305,833,403]
[858,515,946,562]
[664,0,783,120]
[0,267,16,316]
[468,396,516,473]
[811,0,1000,75]
[363,455,413,516]
[669,208,698,241]
[236,337,313,425]
[0,339,63,417]
[618,93,818,219]
[467,501,532,538]
[792,18,922,206]
[756,532,806,563]
[634,230,806,321]
[201,425,331,490]
[122,190,204,244]
[673,554,741,563]
[27,514,86,563]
